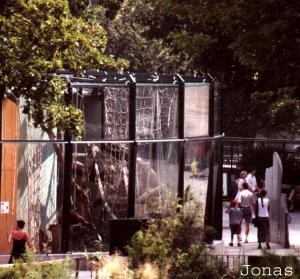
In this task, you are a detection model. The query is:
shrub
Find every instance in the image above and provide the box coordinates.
[0,251,71,279]
[127,193,225,279]
[91,253,164,279]
[94,254,134,279]
[168,245,224,279]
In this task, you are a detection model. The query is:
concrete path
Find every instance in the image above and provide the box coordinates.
[288,211,300,249]
[222,205,300,256]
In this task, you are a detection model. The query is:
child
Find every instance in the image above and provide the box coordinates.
[228,200,242,247]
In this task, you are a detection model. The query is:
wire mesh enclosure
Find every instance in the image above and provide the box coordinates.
[0,72,222,253]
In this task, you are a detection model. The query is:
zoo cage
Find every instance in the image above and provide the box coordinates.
[0,72,223,253]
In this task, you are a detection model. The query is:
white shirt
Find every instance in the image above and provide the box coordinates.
[238,189,255,207]
[234,178,245,200]
[246,173,257,192]
[258,197,270,217]
[237,178,245,191]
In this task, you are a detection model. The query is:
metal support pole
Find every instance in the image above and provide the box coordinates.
[61,82,73,252]
[176,74,185,201]
[127,77,136,218]
[212,81,224,239]
[214,139,224,240]
[209,81,214,137]
[204,139,214,233]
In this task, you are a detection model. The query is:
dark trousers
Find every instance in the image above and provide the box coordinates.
[257,217,270,243]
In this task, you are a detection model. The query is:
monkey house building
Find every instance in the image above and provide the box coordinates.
[0,72,222,253]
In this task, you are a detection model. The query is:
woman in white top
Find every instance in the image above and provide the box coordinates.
[256,189,270,249]
[234,171,248,201]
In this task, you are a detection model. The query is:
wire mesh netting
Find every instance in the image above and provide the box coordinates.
[71,142,129,250]
[79,86,129,140]
[70,86,131,249]
[104,87,129,139]
[135,86,179,216]
[136,86,178,139]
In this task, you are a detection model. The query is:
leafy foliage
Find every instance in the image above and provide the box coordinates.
[104,0,179,73]
[0,0,127,138]
[0,251,71,279]
[169,246,224,279]
[126,196,223,279]
[68,0,124,19]
[76,0,181,73]
[138,0,300,137]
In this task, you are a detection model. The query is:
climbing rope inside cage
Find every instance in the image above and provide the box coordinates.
[26,121,42,250]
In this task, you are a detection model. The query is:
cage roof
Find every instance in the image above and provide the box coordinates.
[57,71,211,87]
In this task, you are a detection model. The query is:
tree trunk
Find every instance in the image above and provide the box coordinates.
[46,129,64,168]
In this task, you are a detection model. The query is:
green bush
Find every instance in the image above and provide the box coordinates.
[0,251,71,279]
[169,245,224,279]
[127,193,227,279]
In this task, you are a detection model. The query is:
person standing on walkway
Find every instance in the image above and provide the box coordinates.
[8,220,32,263]
[228,200,242,247]
[238,183,255,243]
[257,189,271,249]
[234,171,248,201]
[246,167,258,193]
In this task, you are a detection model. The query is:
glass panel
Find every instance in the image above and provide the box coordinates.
[184,85,209,137]
[75,86,129,140]
[136,86,178,139]
[72,142,130,249]
[0,143,62,254]
[184,141,211,211]
[135,142,179,217]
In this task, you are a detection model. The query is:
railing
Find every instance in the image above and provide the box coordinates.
[2,253,300,278]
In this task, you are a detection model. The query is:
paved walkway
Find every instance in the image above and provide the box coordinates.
[222,205,300,256]
[288,211,300,249]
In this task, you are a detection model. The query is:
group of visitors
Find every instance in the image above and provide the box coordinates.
[228,168,271,249]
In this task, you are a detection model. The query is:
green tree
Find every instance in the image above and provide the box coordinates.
[0,0,127,145]
[80,0,178,73]
[68,0,124,19]
[141,0,300,137]
[105,0,179,73]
